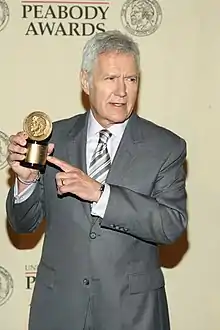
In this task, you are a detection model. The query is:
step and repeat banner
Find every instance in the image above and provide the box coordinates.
[0,0,220,329]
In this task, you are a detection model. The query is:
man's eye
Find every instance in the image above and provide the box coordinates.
[128,77,137,82]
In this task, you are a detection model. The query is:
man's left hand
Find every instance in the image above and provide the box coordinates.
[47,155,101,202]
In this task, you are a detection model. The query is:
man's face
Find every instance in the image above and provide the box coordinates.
[81,52,139,128]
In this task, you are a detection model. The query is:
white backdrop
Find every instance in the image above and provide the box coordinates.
[0,0,219,329]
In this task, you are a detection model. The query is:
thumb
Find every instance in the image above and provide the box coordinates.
[47,143,54,155]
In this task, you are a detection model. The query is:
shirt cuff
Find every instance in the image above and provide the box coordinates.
[14,178,37,204]
[91,184,110,218]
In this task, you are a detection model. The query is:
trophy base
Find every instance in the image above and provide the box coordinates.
[21,139,48,173]
[20,161,46,173]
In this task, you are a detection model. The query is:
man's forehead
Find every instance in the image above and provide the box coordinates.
[97,51,135,61]
[94,51,137,71]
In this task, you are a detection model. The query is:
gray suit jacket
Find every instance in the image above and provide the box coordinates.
[6,112,187,330]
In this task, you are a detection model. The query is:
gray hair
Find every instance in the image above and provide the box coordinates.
[81,30,140,76]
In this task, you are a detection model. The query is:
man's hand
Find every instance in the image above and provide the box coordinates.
[47,155,102,202]
[7,131,54,193]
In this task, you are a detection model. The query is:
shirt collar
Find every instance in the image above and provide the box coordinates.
[87,110,129,139]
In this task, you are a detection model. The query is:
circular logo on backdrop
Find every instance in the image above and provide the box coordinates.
[0,266,13,306]
[0,0,9,32]
[0,131,9,170]
[121,0,162,37]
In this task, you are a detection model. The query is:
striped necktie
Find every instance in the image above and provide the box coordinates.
[88,129,112,183]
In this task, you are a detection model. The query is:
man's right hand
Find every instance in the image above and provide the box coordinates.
[7,131,54,192]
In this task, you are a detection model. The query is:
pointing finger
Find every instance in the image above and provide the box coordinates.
[47,143,54,155]
[47,155,73,172]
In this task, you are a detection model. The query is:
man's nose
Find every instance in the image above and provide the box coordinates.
[115,79,127,97]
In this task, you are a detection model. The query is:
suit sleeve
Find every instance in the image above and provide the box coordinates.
[101,138,187,244]
[6,178,45,233]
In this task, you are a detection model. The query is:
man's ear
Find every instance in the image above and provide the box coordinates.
[80,70,90,95]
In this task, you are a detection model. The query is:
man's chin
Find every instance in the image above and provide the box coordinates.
[108,113,131,125]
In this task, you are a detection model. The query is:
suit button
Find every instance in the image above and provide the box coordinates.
[89,232,96,239]
[83,278,90,286]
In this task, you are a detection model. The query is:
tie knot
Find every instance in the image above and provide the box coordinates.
[99,129,112,144]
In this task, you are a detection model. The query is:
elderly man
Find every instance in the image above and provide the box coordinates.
[6,30,187,330]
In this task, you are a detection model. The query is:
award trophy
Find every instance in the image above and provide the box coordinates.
[21,111,52,172]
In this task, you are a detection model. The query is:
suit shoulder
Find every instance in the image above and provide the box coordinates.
[137,116,186,151]
[51,113,85,139]
[53,113,83,130]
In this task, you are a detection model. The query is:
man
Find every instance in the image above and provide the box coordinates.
[6,30,187,330]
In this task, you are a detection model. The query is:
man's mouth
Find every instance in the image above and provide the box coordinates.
[110,103,126,107]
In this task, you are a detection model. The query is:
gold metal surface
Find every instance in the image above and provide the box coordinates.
[25,142,48,165]
[23,111,52,141]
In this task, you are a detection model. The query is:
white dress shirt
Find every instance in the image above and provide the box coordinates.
[14,111,128,218]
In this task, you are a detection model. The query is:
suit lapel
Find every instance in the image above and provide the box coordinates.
[107,114,144,186]
[66,113,88,173]
[65,112,92,222]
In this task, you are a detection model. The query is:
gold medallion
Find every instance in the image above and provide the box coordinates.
[23,111,52,141]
